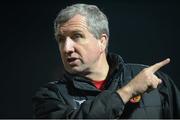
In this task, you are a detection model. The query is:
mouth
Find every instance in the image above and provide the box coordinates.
[66,57,80,66]
[67,58,77,63]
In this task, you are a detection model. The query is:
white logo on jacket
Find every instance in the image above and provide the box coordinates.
[73,99,86,106]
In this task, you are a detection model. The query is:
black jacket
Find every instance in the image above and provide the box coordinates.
[32,53,180,118]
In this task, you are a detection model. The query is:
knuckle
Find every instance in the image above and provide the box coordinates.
[146,75,152,80]
[146,79,151,86]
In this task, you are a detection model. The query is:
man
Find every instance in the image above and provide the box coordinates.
[32,3,180,118]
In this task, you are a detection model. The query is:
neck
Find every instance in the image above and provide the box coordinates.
[84,53,109,81]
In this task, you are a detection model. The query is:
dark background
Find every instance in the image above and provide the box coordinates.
[0,0,179,118]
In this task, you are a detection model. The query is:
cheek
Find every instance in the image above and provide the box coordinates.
[89,42,100,53]
[82,43,100,59]
[82,42,98,52]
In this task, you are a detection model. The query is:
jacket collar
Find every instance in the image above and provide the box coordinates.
[105,53,124,91]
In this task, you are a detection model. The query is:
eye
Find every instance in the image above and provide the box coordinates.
[71,33,83,40]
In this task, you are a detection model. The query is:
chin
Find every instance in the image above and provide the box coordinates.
[65,64,88,74]
[66,66,83,74]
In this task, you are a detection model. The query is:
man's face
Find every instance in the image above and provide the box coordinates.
[58,14,103,74]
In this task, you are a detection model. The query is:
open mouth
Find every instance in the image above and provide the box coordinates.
[67,58,78,63]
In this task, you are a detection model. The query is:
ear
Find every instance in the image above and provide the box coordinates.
[98,34,108,53]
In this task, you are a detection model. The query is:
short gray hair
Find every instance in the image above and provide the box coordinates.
[54,3,109,42]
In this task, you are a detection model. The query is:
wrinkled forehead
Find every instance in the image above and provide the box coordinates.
[58,14,89,33]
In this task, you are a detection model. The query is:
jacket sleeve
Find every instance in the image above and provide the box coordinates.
[157,71,180,118]
[32,84,125,119]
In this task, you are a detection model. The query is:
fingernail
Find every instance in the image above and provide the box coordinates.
[166,58,170,62]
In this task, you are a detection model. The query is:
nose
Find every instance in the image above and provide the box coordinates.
[63,36,75,54]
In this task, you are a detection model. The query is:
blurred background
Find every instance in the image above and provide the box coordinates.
[0,0,179,118]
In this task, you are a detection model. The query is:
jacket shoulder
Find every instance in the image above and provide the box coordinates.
[125,63,149,69]
[123,63,149,76]
[124,63,170,81]
[33,80,66,100]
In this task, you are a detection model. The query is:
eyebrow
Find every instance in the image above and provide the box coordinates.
[60,29,84,35]
[57,29,84,37]
[72,30,84,34]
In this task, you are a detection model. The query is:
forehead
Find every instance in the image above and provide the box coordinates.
[59,14,89,34]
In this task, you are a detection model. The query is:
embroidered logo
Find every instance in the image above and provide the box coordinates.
[73,99,86,106]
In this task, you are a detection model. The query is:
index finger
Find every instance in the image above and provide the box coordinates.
[148,58,170,73]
